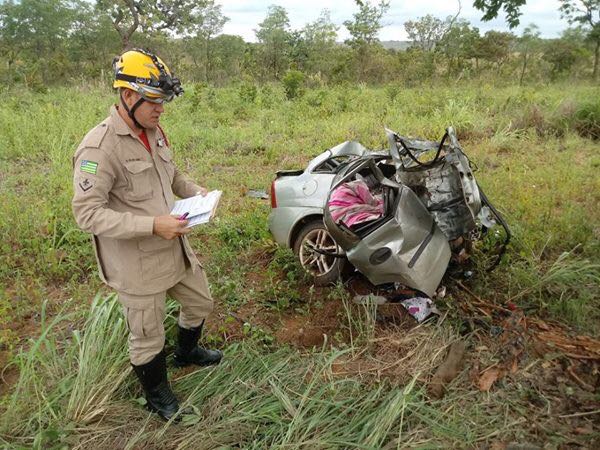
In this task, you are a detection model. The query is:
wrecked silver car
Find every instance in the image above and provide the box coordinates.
[268,127,509,296]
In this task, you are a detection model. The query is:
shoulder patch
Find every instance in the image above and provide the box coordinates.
[81,122,109,149]
[80,159,98,174]
[77,175,95,193]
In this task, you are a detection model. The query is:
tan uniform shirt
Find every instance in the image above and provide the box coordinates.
[72,106,202,295]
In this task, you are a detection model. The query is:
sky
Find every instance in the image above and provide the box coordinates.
[216,0,569,42]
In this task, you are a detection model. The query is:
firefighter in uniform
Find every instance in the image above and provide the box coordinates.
[72,49,222,421]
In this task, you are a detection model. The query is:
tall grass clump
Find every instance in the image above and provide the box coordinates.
[64,294,131,423]
[1,294,131,446]
[341,292,378,351]
[154,347,421,449]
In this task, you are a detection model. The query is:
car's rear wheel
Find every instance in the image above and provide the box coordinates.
[293,219,346,286]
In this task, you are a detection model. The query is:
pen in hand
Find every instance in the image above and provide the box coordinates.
[179,212,189,220]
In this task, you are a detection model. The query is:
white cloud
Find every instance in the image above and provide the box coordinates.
[217,0,570,42]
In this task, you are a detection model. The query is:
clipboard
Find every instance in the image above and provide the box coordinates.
[171,190,222,228]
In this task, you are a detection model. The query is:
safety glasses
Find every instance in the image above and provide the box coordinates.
[140,92,175,104]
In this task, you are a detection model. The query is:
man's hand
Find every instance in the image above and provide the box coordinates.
[153,215,191,240]
[196,187,208,197]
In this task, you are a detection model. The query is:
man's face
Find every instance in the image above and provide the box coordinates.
[123,90,165,129]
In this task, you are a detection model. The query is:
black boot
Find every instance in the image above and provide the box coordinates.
[174,321,223,368]
[132,350,181,421]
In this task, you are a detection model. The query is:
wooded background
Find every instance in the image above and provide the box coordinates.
[1,0,599,91]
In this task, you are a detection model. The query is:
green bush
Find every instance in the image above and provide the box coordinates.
[282,69,305,100]
[573,100,600,140]
[188,82,207,109]
[305,89,327,108]
[259,84,275,108]
[238,81,258,104]
[385,83,402,103]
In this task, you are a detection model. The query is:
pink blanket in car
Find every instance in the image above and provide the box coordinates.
[328,179,384,228]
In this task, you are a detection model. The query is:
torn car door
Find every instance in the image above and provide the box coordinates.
[323,158,451,297]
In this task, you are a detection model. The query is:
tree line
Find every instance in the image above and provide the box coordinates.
[1,0,599,91]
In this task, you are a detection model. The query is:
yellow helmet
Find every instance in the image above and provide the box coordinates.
[113,48,183,103]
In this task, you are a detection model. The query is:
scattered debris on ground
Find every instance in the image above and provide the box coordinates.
[245,189,269,199]
[256,268,598,445]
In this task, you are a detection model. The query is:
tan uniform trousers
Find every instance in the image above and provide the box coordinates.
[118,265,213,366]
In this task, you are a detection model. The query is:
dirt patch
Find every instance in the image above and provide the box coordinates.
[275,296,346,348]
[207,244,352,349]
[242,245,277,268]
[209,272,420,351]
[376,302,414,327]
[0,350,19,397]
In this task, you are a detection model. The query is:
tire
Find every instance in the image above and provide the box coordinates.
[292,219,347,286]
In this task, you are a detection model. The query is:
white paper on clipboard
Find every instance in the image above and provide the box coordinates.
[171,190,222,228]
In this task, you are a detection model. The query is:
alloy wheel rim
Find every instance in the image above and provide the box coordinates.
[299,228,339,276]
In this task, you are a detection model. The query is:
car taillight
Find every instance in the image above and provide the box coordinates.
[270,180,277,208]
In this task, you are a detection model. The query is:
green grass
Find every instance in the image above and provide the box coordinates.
[0,81,599,447]
[0,294,520,449]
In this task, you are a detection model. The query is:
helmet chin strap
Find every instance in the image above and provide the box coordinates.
[120,91,146,130]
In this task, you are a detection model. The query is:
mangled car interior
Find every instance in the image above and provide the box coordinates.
[268,126,510,310]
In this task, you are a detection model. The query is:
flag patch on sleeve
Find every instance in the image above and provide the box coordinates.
[80,160,98,174]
